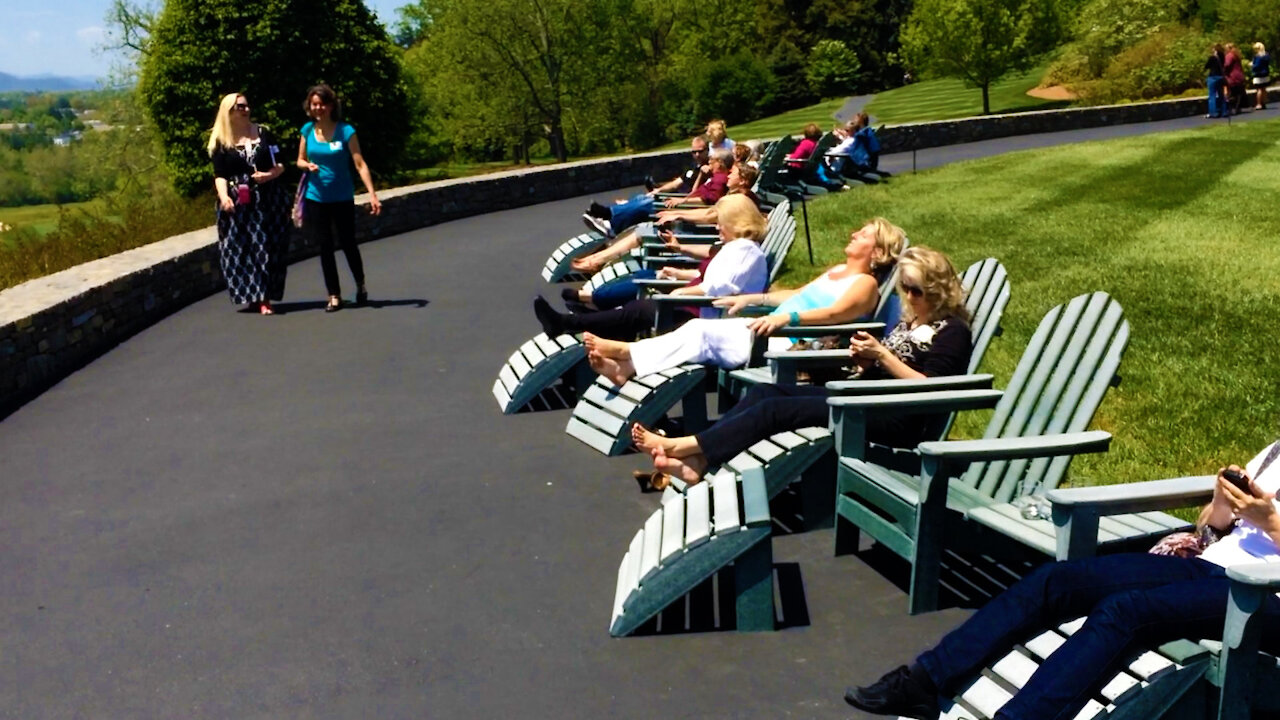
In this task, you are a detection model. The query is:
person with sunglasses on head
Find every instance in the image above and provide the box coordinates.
[209,93,289,315]
[630,246,971,489]
[296,83,381,313]
[584,219,906,391]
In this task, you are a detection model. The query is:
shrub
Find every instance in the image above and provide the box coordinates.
[806,40,863,98]
[1073,27,1212,104]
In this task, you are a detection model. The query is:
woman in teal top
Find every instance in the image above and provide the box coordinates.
[296,84,382,313]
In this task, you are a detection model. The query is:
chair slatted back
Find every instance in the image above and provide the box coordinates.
[964,292,1129,502]
[962,259,1011,375]
[755,136,797,188]
[759,202,796,284]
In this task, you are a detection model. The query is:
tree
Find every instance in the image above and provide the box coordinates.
[135,0,412,196]
[806,39,863,97]
[900,0,1064,114]
[406,0,631,163]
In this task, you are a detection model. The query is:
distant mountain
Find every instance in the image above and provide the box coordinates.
[0,72,100,92]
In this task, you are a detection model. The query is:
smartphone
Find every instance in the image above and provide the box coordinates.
[1223,468,1254,495]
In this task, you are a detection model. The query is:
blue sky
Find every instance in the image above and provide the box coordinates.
[0,1,410,80]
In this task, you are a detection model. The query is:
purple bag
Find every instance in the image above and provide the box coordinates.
[291,173,308,228]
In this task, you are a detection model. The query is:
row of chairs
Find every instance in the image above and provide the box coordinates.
[492,143,1275,720]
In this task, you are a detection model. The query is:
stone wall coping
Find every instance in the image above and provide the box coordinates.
[0,226,219,326]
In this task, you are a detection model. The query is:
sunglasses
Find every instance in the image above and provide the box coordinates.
[900,283,925,298]
[234,103,250,111]
[692,148,708,154]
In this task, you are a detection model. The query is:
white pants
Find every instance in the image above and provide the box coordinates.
[630,318,756,377]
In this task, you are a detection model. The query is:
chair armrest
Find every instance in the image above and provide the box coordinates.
[650,294,716,306]
[1047,475,1215,516]
[825,374,996,395]
[771,322,885,338]
[828,388,1003,414]
[765,348,851,363]
[1226,563,1280,588]
[641,254,700,268]
[632,278,688,291]
[918,431,1112,464]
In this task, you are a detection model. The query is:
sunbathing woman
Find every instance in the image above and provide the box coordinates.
[584,217,906,386]
[533,194,768,340]
[630,246,971,487]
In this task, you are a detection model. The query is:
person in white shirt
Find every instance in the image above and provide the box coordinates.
[532,194,767,340]
[847,441,1280,720]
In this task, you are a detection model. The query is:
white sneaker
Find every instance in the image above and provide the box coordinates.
[583,214,612,237]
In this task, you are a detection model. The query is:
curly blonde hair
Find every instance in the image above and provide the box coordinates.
[716,194,766,241]
[897,246,968,324]
[865,216,905,270]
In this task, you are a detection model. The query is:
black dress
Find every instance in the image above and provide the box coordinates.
[211,126,289,305]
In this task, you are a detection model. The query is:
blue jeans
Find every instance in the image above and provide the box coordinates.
[609,194,655,233]
[1208,75,1226,117]
[918,553,1280,720]
[590,269,655,309]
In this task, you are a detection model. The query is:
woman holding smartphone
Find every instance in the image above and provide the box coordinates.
[209,92,289,315]
[296,84,382,313]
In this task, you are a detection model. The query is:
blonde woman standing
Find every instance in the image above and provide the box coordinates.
[209,93,289,315]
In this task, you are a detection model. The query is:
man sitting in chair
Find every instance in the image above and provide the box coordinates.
[848,441,1280,720]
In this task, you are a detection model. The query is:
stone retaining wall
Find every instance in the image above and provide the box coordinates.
[0,92,1233,418]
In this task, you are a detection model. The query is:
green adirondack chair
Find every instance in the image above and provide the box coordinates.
[830,291,1131,614]
[658,259,1011,528]
[921,561,1280,720]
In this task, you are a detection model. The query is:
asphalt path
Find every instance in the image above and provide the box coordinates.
[2,109,1273,718]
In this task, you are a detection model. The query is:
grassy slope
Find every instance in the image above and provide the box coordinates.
[658,98,850,149]
[0,199,104,240]
[865,64,1065,124]
[774,118,1280,488]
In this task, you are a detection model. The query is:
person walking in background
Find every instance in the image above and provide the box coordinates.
[1252,42,1271,109]
[209,93,289,315]
[1224,43,1247,115]
[296,84,381,313]
[1206,43,1227,118]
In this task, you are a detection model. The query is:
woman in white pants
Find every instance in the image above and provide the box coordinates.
[585,217,905,385]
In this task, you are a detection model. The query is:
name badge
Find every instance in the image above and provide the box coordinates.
[329,141,342,151]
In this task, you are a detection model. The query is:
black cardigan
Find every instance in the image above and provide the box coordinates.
[210,125,282,181]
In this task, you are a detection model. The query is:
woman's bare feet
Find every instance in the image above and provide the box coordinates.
[570,256,603,273]
[588,350,636,386]
[583,332,629,360]
[652,446,708,485]
[632,423,671,454]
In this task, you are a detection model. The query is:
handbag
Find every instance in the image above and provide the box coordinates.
[291,173,308,228]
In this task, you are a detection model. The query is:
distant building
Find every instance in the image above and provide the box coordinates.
[0,122,34,132]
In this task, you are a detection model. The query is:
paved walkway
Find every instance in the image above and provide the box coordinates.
[2,110,1274,718]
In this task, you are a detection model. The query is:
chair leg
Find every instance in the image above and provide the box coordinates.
[908,501,943,615]
[800,450,836,530]
[734,538,775,632]
[681,389,708,434]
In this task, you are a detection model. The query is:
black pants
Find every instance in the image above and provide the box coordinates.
[305,199,364,296]
[562,299,693,341]
[695,383,927,466]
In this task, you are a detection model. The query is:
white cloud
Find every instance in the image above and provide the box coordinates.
[76,26,105,44]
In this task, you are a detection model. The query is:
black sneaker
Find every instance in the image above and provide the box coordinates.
[588,201,612,220]
[844,665,939,719]
[643,175,657,191]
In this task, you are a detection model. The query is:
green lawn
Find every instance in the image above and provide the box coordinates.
[774,118,1280,491]
[865,64,1066,124]
[0,199,105,241]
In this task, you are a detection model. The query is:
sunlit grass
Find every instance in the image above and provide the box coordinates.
[865,64,1065,124]
[775,118,1280,488]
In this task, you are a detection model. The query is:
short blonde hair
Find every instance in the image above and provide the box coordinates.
[1255,42,1267,54]
[716,194,766,241]
[706,119,727,143]
[865,216,905,270]
[897,246,969,323]
[207,93,242,156]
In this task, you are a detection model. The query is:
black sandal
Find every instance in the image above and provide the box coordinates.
[325,296,342,313]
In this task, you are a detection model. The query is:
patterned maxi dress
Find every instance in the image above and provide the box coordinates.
[211,127,290,305]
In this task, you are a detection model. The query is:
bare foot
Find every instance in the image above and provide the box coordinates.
[588,350,635,386]
[632,423,672,454]
[570,256,602,273]
[583,332,629,360]
[652,446,708,485]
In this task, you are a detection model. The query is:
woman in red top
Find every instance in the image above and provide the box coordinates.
[786,123,823,168]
